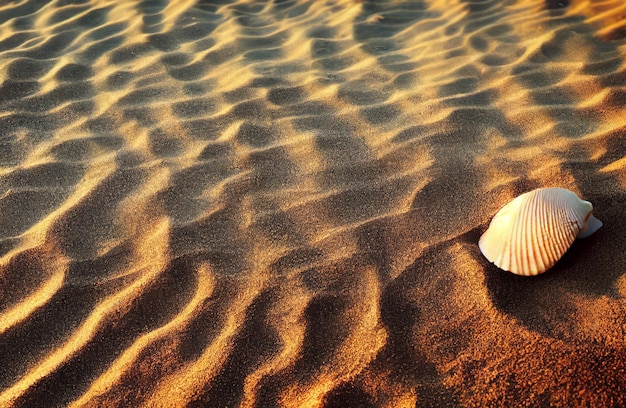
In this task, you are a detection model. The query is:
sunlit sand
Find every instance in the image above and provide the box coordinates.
[0,0,625,406]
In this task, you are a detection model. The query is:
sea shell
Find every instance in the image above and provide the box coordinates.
[479,187,602,276]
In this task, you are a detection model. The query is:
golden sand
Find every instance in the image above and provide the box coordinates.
[0,0,625,406]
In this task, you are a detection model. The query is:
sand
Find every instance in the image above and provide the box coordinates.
[0,0,625,406]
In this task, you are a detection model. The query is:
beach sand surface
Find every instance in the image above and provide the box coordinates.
[0,0,625,406]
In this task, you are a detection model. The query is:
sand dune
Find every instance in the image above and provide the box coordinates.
[0,0,625,406]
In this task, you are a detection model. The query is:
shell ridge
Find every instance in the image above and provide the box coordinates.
[552,194,568,264]
[514,193,525,274]
[517,191,532,274]
[564,198,583,234]
[551,194,565,262]
[527,190,540,275]
[533,189,548,274]
[544,189,562,272]
[538,189,552,271]
[535,189,551,273]
[555,202,572,259]
[524,190,537,274]
[559,199,573,252]
[554,196,576,266]
[565,195,583,240]
[574,199,593,228]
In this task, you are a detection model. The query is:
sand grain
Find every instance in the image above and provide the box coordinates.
[0,0,625,406]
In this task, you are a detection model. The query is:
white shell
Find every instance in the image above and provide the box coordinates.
[479,188,602,276]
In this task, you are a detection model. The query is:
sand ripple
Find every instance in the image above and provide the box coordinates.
[0,0,625,406]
